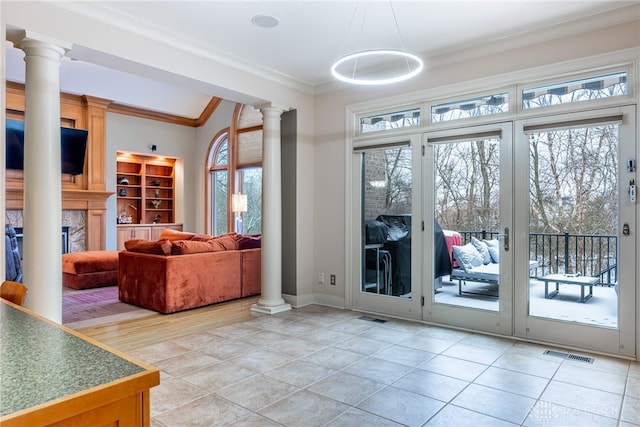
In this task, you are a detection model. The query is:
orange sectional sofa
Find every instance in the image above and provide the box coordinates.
[118,230,261,314]
[62,250,119,289]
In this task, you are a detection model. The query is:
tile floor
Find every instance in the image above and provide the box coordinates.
[127,305,640,427]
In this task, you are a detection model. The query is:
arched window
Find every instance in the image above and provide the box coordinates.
[206,130,229,235]
[206,104,263,235]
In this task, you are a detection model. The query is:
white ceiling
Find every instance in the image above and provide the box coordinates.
[5,1,637,119]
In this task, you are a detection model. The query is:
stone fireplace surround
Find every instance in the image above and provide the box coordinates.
[6,210,85,253]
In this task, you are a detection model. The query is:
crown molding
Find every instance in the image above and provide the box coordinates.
[49,1,315,96]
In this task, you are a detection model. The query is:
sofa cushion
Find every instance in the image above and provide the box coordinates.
[158,228,196,241]
[171,234,238,254]
[471,237,491,265]
[209,233,239,251]
[125,239,172,255]
[238,234,261,250]
[190,233,216,242]
[171,240,220,255]
[452,243,484,272]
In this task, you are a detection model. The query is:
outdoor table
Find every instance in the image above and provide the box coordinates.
[539,273,599,303]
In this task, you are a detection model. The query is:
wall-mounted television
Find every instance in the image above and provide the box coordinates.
[6,119,88,176]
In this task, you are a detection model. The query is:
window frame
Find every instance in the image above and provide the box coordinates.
[205,104,264,235]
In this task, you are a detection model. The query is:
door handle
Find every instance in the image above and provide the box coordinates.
[497,227,509,251]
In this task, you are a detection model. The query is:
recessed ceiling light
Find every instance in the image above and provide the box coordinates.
[251,15,279,28]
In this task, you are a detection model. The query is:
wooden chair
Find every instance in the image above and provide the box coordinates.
[1,280,28,306]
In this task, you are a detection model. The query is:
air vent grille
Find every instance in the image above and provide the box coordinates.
[359,316,387,323]
[543,349,594,364]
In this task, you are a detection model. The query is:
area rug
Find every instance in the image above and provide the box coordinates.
[63,286,151,325]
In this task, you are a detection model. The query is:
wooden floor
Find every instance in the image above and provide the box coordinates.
[76,296,260,353]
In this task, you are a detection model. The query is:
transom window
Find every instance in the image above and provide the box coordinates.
[360,107,421,134]
[431,93,509,123]
[522,71,627,109]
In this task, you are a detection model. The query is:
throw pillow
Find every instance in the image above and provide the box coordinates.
[484,239,500,263]
[190,233,215,242]
[125,239,172,255]
[471,237,491,265]
[171,240,223,255]
[238,234,261,249]
[208,233,239,251]
[171,234,240,254]
[451,243,484,272]
[158,228,195,241]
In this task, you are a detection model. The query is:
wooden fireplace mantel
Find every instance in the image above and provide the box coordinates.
[5,82,113,250]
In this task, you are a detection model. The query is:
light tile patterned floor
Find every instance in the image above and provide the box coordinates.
[126,305,640,427]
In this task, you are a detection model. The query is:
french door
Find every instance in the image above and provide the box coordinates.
[422,123,514,335]
[350,109,635,358]
[350,134,422,319]
[514,107,636,357]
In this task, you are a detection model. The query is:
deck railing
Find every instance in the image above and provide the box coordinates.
[457,230,618,286]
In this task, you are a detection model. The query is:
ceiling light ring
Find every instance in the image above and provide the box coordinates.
[331,49,424,85]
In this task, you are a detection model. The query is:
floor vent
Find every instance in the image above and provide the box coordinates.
[543,349,595,364]
[359,316,387,323]
[567,354,595,364]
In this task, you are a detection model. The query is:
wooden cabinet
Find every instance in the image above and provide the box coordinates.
[116,223,183,249]
[0,300,159,427]
[116,153,176,225]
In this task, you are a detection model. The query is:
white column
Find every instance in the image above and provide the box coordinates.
[251,104,291,315]
[11,31,71,322]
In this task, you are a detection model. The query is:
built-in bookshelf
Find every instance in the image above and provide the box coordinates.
[116,152,176,225]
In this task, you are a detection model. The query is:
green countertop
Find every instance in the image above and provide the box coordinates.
[0,301,145,417]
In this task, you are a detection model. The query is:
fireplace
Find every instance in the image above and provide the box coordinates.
[14,227,70,259]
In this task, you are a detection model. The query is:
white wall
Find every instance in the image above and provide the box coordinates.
[194,100,235,234]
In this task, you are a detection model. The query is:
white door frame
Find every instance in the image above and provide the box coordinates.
[348,133,423,320]
[513,106,636,358]
[422,122,514,336]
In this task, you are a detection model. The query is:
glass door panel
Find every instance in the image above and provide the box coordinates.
[424,123,513,335]
[433,137,501,312]
[514,107,636,357]
[360,145,413,297]
[351,135,422,320]
[527,124,618,326]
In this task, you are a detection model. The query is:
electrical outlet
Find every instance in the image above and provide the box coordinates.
[317,273,325,284]
[330,274,336,285]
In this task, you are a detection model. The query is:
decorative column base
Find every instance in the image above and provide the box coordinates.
[250,301,292,315]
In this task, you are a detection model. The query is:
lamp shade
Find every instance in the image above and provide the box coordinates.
[232,193,248,213]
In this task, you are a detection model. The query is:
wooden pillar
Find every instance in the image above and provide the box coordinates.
[82,96,112,250]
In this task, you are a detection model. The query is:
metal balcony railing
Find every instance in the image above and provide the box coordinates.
[457,230,618,286]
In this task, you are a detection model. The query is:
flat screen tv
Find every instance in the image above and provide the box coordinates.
[6,119,88,175]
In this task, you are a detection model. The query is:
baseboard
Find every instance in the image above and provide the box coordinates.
[282,292,345,309]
